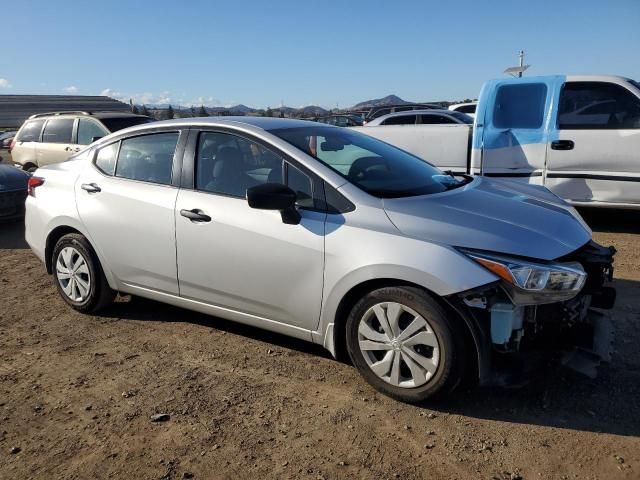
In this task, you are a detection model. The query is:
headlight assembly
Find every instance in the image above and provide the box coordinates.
[462,250,587,305]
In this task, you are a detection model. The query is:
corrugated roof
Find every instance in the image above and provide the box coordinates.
[0,95,131,128]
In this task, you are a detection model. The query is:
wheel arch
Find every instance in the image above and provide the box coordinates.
[44,223,117,290]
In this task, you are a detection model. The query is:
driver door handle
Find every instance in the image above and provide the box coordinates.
[180,208,211,223]
[81,183,101,193]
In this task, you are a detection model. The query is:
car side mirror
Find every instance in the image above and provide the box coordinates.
[91,136,104,143]
[247,183,301,225]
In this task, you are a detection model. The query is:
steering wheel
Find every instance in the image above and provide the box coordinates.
[348,156,388,181]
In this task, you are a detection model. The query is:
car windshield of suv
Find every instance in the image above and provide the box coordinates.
[100,117,154,133]
[270,126,468,198]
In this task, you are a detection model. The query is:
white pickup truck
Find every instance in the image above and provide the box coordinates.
[353,75,640,209]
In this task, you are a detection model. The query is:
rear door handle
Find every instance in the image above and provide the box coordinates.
[550,140,575,151]
[180,208,211,223]
[81,183,101,193]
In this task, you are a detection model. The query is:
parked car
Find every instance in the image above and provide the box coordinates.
[25,117,615,402]
[356,75,640,208]
[0,164,29,220]
[0,131,17,163]
[364,103,442,123]
[449,102,477,118]
[10,111,154,172]
[313,114,364,127]
[365,109,473,126]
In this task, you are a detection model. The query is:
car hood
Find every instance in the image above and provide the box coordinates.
[382,177,591,261]
[0,164,29,191]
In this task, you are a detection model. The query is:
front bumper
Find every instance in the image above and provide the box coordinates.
[447,240,617,386]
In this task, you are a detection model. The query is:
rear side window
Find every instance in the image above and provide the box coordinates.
[382,115,417,125]
[16,120,45,142]
[115,132,179,185]
[558,82,640,129]
[95,143,119,175]
[420,114,456,125]
[42,119,74,144]
[78,119,108,145]
[493,83,547,129]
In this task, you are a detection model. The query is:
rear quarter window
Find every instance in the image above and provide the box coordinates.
[16,120,45,142]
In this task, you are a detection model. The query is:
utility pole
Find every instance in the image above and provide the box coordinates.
[518,50,525,78]
[504,50,530,77]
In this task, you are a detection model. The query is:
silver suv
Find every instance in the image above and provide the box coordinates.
[24,117,616,402]
[11,111,153,171]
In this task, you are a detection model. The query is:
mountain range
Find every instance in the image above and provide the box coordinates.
[140,94,465,116]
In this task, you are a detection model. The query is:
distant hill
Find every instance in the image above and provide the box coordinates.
[351,94,409,110]
[135,93,463,119]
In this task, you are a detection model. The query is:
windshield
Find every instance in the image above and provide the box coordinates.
[270,126,466,198]
[100,116,154,133]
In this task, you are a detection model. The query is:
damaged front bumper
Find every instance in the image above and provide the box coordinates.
[445,240,617,386]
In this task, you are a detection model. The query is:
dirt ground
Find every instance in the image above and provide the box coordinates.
[1,208,639,480]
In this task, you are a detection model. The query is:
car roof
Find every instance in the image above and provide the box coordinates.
[368,109,457,124]
[122,116,319,132]
[26,111,150,121]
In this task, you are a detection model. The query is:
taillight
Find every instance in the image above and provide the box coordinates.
[8,138,15,153]
[27,176,44,196]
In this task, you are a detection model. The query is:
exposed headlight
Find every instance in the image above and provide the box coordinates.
[462,250,586,305]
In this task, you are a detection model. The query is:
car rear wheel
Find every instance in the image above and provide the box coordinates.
[52,233,115,313]
[346,286,464,403]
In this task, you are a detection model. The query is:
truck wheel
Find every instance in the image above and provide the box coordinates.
[52,233,115,313]
[346,286,464,403]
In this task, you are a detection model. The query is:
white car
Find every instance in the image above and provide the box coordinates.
[448,102,477,119]
[365,109,474,126]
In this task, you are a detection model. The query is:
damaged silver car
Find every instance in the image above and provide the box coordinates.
[25,118,616,403]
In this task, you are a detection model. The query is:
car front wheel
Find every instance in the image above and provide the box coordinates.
[52,233,115,313]
[346,286,464,403]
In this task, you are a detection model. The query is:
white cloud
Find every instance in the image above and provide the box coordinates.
[63,85,78,94]
[0,78,12,88]
[100,88,123,99]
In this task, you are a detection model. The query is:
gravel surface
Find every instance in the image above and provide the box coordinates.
[1,208,639,479]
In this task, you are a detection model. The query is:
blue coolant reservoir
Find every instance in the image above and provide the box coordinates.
[489,303,524,345]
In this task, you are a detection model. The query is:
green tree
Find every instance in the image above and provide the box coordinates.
[190,106,197,117]
[140,104,150,117]
[166,105,175,120]
[198,105,209,116]
[265,107,273,117]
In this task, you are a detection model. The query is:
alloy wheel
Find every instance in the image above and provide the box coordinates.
[56,246,91,302]
[358,302,440,388]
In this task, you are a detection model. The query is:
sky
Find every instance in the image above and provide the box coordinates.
[3,0,639,109]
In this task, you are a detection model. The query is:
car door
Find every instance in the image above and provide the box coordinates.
[545,80,640,205]
[174,129,326,333]
[37,118,79,166]
[472,76,564,183]
[75,129,186,295]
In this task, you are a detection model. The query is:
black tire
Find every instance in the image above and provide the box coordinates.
[345,286,465,403]
[52,233,115,313]
[24,163,38,173]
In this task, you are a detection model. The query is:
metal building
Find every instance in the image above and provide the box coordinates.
[0,95,130,129]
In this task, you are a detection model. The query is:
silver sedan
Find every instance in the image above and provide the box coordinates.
[24,117,615,402]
